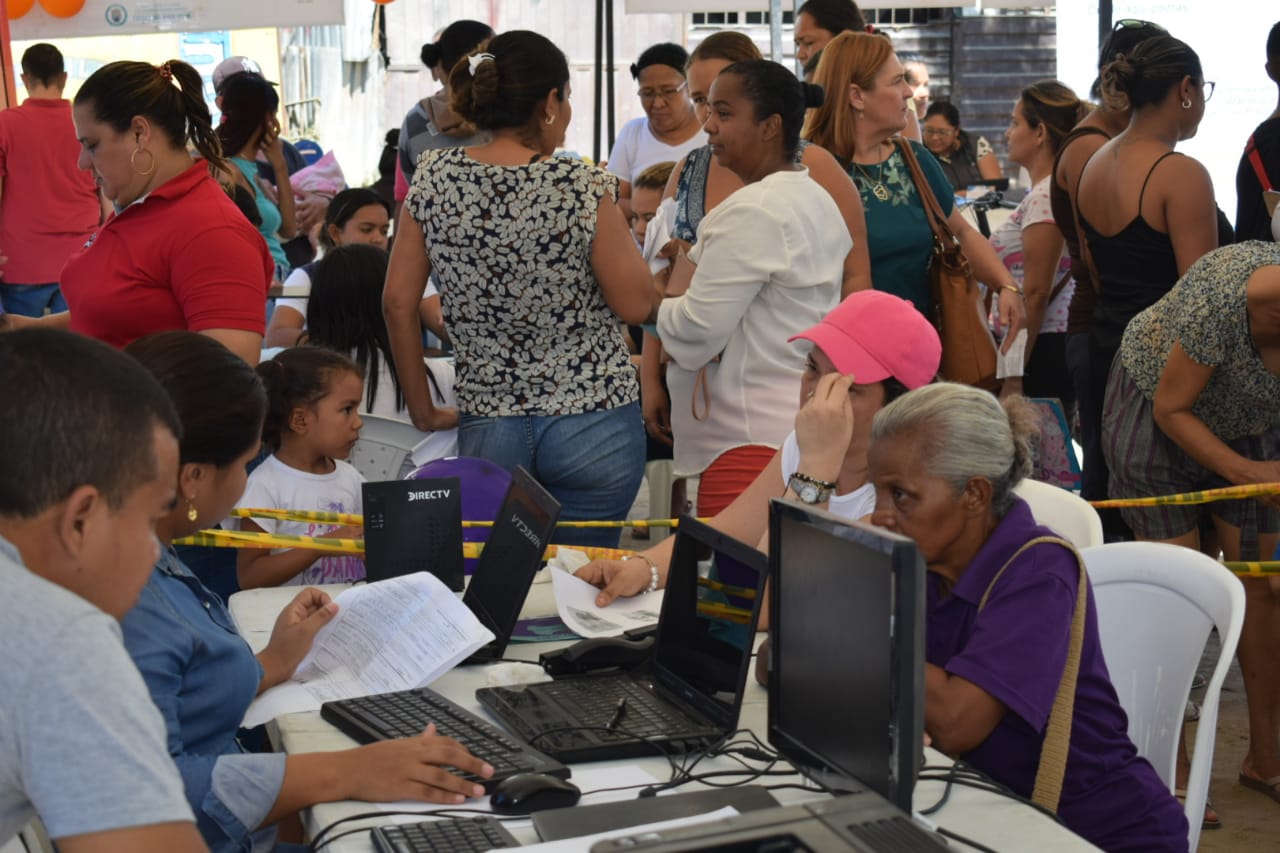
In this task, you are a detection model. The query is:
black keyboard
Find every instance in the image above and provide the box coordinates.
[320,686,570,791]
[536,677,696,738]
[370,816,518,853]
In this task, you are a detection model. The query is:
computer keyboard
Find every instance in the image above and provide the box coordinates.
[536,677,696,738]
[370,816,518,853]
[320,686,569,790]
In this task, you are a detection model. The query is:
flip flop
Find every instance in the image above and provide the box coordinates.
[1175,788,1222,830]
[1239,773,1280,805]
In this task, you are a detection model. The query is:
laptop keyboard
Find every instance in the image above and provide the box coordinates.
[370,816,518,853]
[320,686,567,785]
[535,677,699,739]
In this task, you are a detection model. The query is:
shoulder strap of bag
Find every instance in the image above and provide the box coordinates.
[894,137,959,249]
[977,534,1088,814]
[1245,133,1275,192]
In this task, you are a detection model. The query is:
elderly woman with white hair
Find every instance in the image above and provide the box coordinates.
[867,382,1188,852]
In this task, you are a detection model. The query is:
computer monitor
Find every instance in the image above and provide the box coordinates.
[767,499,926,814]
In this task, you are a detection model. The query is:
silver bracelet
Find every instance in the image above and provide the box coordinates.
[626,554,661,594]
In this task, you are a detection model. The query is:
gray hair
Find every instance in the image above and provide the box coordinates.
[870,383,1038,515]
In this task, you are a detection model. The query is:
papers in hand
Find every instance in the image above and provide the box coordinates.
[550,565,665,639]
[642,198,678,275]
[242,573,494,727]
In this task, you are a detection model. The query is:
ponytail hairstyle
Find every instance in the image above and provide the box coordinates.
[871,383,1038,516]
[1019,80,1088,155]
[450,30,569,134]
[255,348,362,453]
[803,31,895,165]
[1100,34,1203,112]
[126,331,267,468]
[305,244,400,413]
[688,31,761,67]
[75,59,225,174]
[216,72,280,159]
[422,19,495,80]
[720,60,825,162]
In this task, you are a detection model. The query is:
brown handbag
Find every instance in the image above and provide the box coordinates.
[894,138,998,391]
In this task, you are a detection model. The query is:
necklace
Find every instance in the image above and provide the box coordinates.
[854,158,891,202]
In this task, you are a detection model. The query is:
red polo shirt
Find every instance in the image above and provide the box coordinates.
[61,161,273,348]
[0,98,101,283]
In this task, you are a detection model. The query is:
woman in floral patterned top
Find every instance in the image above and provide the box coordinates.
[384,31,659,548]
[1102,241,1280,807]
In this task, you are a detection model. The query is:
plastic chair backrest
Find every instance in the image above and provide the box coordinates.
[407,456,512,575]
[1013,479,1104,549]
[348,414,429,482]
[1082,542,1245,852]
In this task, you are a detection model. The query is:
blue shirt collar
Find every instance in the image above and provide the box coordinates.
[0,532,23,567]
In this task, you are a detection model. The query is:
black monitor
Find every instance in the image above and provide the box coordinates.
[767,499,925,814]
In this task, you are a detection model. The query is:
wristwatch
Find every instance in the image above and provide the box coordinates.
[788,472,836,505]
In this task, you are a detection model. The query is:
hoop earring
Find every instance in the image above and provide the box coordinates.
[1181,98,1192,110]
[131,148,156,176]
[544,114,555,125]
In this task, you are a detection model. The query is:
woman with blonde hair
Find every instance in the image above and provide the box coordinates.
[804,32,1024,341]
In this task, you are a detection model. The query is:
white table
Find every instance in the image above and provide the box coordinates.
[229,582,1098,852]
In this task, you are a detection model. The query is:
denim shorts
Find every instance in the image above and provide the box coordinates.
[459,402,645,550]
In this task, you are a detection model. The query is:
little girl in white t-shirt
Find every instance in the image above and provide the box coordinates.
[237,347,367,588]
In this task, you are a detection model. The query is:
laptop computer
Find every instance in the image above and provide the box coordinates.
[462,465,561,664]
[475,515,767,763]
[362,477,464,590]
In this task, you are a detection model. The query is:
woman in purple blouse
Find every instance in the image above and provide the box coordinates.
[867,382,1188,853]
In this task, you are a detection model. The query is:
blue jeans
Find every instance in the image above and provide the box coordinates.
[0,282,65,317]
[459,402,645,550]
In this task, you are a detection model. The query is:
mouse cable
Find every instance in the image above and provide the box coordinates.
[309,807,527,851]
[917,762,1063,825]
[935,826,1000,853]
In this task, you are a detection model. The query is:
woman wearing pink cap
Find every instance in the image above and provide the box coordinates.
[577,289,941,604]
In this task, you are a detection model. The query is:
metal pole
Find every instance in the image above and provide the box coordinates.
[593,0,604,163]
[606,0,616,152]
[1098,0,1113,52]
[770,0,784,63]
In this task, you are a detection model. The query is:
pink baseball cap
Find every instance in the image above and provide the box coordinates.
[789,290,941,389]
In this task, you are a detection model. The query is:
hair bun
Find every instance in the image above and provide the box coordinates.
[800,81,825,109]
[420,42,442,69]
[629,62,640,79]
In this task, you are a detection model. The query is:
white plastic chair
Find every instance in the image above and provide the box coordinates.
[1082,542,1245,852]
[1013,478,1104,549]
[348,414,428,481]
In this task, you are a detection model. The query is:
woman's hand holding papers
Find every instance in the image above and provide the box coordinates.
[256,587,339,693]
[575,557,658,607]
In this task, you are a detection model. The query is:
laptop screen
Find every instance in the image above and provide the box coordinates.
[463,466,561,658]
[767,500,925,814]
[651,516,767,728]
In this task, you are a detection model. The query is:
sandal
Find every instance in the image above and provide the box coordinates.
[1174,788,1222,830]
[1239,772,1280,805]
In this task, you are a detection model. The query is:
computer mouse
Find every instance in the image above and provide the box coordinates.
[489,772,581,815]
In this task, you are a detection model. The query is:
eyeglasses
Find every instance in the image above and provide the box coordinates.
[922,127,955,138]
[1112,18,1167,34]
[639,82,687,104]
[1202,80,1215,102]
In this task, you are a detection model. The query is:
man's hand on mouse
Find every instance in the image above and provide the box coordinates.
[341,723,494,804]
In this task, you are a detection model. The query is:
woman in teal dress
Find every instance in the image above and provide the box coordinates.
[804,31,1023,336]
[217,71,296,280]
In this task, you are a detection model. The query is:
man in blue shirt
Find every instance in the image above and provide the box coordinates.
[0,329,207,852]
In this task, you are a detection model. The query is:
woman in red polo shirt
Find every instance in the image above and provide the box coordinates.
[0,60,272,365]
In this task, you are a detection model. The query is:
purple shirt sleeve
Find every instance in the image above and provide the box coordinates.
[942,544,1079,733]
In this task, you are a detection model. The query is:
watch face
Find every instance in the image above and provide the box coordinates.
[799,482,820,504]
